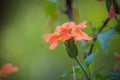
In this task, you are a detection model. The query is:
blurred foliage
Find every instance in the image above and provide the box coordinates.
[98,28,115,52]
[0,0,120,80]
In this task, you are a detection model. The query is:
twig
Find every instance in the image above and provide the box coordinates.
[87,18,110,56]
[89,22,95,36]
[65,0,74,21]
[64,0,90,79]
[72,66,76,80]
[75,57,90,80]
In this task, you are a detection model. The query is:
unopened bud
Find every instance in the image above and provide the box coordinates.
[108,6,115,19]
[64,38,78,58]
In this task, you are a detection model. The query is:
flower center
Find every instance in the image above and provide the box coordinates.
[56,32,63,40]
[72,27,78,32]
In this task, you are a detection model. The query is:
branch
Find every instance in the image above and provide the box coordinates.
[64,0,110,59]
[75,57,90,80]
[87,18,110,56]
[65,0,74,21]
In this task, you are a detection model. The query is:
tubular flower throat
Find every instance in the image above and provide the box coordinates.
[44,21,92,50]
[71,21,92,40]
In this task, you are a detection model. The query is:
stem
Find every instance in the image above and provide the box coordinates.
[65,0,74,21]
[74,57,90,80]
[87,18,110,56]
[72,66,76,80]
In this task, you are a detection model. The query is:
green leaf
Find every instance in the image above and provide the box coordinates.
[85,54,95,65]
[93,66,110,80]
[93,66,106,76]
[97,28,115,52]
[77,78,81,80]
[59,66,83,79]
[94,73,110,80]
[61,71,69,78]
[110,71,120,77]
[105,0,112,12]
[65,38,78,58]
[108,71,120,80]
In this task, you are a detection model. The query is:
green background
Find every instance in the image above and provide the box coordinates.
[0,0,120,80]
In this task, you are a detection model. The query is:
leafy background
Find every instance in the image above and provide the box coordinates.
[0,0,120,80]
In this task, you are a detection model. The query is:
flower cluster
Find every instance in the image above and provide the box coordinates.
[0,64,18,77]
[44,21,92,50]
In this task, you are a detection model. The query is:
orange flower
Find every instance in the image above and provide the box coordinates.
[44,32,60,50]
[0,64,18,77]
[56,22,75,33]
[44,21,92,50]
[56,22,75,41]
[44,31,71,50]
[44,22,74,50]
[71,21,92,40]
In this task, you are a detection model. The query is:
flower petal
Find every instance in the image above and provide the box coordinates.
[62,22,75,29]
[50,41,59,50]
[0,64,18,77]
[44,34,53,42]
[56,22,75,33]
[61,34,72,41]
[76,21,86,29]
[73,30,92,40]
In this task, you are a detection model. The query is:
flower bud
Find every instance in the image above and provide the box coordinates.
[64,38,78,58]
[108,6,115,19]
